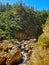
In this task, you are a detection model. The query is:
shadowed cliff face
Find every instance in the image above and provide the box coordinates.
[14,32,27,39]
[14,26,38,39]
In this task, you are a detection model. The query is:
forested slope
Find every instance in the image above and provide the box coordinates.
[0,3,49,39]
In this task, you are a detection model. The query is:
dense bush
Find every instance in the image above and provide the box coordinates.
[0,3,48,39]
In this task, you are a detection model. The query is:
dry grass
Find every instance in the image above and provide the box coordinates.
[31,46,49,65]
[30,31,49,65]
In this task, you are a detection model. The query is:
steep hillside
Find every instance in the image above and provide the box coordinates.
[0,3,48,40]
[30,17,49,65]
[43,17,49,33]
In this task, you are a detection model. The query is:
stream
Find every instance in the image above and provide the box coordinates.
[12,45,27,65]
[0,45,27,65]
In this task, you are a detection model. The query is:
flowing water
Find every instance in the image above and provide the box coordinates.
[12,45,27,65]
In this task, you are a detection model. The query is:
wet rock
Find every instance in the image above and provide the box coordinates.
[23,41,28,45]
[19,64,26,65]
[25,45,31,52]
[0,57,6,64]
[0,40,22,65]
[6,47,21,65]
[0,51,7,64]
[0,39,36,65]
[29,39,37,42]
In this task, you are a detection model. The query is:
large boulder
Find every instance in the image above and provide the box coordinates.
[6,47,21,65]
[0,48,7,64]
[0,40,22,65]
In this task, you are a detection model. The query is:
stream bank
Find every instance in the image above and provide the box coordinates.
[0,39,37,65]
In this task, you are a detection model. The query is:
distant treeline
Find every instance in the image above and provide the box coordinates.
[0,3,49,39]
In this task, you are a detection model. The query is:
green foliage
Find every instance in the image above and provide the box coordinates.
[0,3,48,39]
[0,29,5,34]
[38,33,49,42]
[36,33,49,47]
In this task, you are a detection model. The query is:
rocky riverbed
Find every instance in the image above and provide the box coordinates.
[0,39,37,65]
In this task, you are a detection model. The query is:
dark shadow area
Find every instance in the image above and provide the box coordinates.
[0,58,24,65]
[12,58,24,65]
